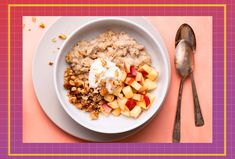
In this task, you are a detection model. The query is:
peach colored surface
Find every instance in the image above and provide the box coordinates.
[23,16,212,143]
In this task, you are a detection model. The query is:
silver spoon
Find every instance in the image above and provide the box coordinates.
[173,40,193,142]
[175,23,204,127]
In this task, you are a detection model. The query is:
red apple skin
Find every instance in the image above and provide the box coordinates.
[137,80,144,85]
[127,73,134,77]
[126,99,136,111]
[143,95,150,107]
[130,65,137,77]
[139,69,148,77]
[125,77,135,85]
[102,104,112,114]
[127,66,137,77]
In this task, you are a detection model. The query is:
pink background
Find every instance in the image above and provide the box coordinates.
[23,16,212,143]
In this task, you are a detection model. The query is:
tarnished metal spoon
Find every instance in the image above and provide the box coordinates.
[175,23,196,50]
[175,23,204,127]
[173,40,193,142]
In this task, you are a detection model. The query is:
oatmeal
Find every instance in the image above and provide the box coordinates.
[65,31,151,75]
[64,30,158,120]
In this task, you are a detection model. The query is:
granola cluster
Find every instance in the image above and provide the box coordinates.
[64,68,104,119]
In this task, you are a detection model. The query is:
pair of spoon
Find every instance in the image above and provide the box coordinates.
[173,24,204,142]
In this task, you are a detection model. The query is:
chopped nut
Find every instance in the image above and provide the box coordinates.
[74,79,83,86]
[51,38,57,43]
[48,61,53,65]
[28,29,31,31]
[101,58,107,67]
[71,76,76,80]
[82,96,88,100]
[69,96,77,103]
[39,23,45,29]
[95,73,100,78]
[90,111,99,120]
[69,80,75,86]
[75,103,82,109]
[32,16,36,23]
[71,87,77,91]
[58,34,67,40]
[114,80,120,85]
[115,70,119,77]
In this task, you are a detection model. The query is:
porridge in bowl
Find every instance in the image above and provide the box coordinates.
[64,30,159,120]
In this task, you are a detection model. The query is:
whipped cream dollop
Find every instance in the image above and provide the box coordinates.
[88,59,121,93]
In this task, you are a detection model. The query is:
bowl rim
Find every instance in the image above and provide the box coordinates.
[53,17,171,134]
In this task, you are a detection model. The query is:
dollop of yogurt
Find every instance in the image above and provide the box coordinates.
[88,58,121,93]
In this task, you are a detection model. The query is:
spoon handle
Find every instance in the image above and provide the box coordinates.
[190,73,205,127]
[173,78,185,143]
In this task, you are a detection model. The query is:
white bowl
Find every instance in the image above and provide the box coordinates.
[54,17,170,134]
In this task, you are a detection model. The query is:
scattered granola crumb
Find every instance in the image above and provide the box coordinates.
[48,61,53,65]
[51,38,57,43]
[39,23,45,29]
[57,47,60,50]
[28,29,31,31]
[58,34,67,40]
[32,17,36,23]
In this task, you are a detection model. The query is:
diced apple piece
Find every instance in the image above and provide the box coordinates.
[129,65,137,77]
[132,94,143,101]
[122,86,134,98]
[143,95,150,107]
[118,93,124,99]
[112,108,121,116]
[113,86,122,96]
[137,101,147,110]
[139,69,148,77]
[120,70,127,82]
[130,106,142,118]
[121,108,130,117]
[117,98,127,110]
[125,77,135,85]
[144,79,157,90]
[104,94,115,102]
[108,100,119,109]
[131,81,142,91]
[146,93,156,104]
[138,85,148,93]
[136,72,144,82]
[126,98,136,111]
[124,63,131,73]
[140,64,153,74]
[132,88,137,94]
[101,104,112,115]
[147,69,158,81]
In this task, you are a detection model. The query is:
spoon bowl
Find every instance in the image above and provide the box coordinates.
[174,40,194,78]
[175,23,196,50]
